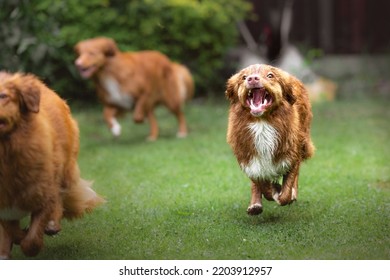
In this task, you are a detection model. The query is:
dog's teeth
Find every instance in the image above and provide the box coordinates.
[263,93,269,105]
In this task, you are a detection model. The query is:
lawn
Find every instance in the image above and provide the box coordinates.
[13,97,390,260]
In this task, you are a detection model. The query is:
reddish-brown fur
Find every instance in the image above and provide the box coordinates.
[74,37,194,140]
[225,64,314,215]
[0,72,104,259]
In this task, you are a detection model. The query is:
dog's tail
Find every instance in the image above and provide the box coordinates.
[302,139,315,160]
[173,63,194,102]
[62,178,105,220]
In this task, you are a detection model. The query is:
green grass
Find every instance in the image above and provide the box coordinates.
[13,97,390,260]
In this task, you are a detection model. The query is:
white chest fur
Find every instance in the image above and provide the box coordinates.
[241,121,290,181]
[102,76,134,109]
[0,207,29,220]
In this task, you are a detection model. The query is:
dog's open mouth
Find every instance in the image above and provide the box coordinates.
[0,118,8,130]
[246,88,273,116]
[77,65,97,79]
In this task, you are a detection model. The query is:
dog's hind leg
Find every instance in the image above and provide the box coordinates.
[272,164,300,206]
[163,98,188,138]
[146,110,159,141]
[133,95,147,123]
[164,105,188,138]
[174,109,188,138]
[247,180,264,215]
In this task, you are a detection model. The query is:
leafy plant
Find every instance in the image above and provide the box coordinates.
[0,0,252,99]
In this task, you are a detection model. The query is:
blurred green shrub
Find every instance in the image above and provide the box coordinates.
[0,0,252,100]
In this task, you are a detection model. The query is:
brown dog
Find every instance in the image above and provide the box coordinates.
[0,72,104,259]
[225,64,314,215]
[74,37,194,140]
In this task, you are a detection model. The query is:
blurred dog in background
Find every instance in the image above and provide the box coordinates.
[74,37,194,141]
[225,64,314,215]
[0,72,104,259]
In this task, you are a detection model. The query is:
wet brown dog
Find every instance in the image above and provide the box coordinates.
[74,37,194,140]
[225,64,314,215]
[0,72,104,259]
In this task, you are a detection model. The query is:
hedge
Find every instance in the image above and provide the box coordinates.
[0,0,252,100]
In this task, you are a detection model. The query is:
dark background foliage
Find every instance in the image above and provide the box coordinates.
[0,0,252,101]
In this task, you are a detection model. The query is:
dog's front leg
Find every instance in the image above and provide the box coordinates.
[0,223,12,259]
[0,222,14,259]
[20,210,49,257]
[0,220,27,259]
[272,163,300,206]
[45,192,63,236]
[103,106,121,137]
[247,180,264,215]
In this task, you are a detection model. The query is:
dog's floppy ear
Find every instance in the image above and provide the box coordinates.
[103,38,119,57]
[279,72,297,105]
[16,74,41,113]
[284,83,296,105]
[225,73,240,103]
[73,43,80,55]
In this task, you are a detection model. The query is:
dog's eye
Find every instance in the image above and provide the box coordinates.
[242,75,247,80]
[266,72,274,79]
[0,93,7,99]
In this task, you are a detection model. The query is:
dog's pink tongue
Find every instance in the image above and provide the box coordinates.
[78,66,96,79]
[247,88,272,116]
[80,69,93,79]
[252,89,262,105]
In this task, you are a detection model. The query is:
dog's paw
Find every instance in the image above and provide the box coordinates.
[176,131,188,138]
[247,203,263,215]
[272,190,295,206]
[44,220,61,236]
[291,188,297,201]
[20,237,43,257]
[272,189,281,205]
[146,135,157,142]
[133,114,145,123]
[111,123,121,137]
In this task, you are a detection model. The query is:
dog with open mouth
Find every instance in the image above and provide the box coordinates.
[74,37,194,141]
[225,64,315,215]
